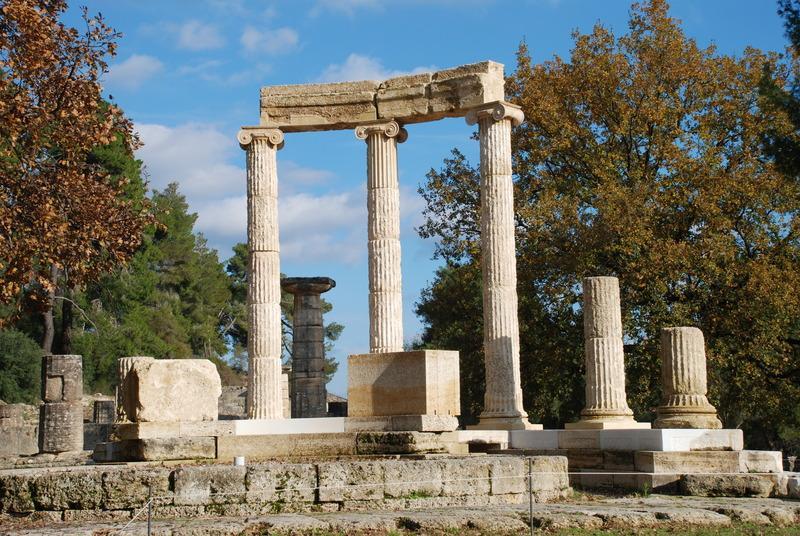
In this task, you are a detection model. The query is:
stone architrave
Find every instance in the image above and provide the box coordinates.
[39,354,83,453]
[567,277,649,429]
[655,327,723,429]
[465,102,538,431]
[355,120,407,354]
[116,356,153,422]
[281,276,336,418]
[238,126,285,420]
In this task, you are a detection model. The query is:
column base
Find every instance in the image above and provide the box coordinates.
[468,416,542,431]
[654,406,722,429]
[565,418,651,430]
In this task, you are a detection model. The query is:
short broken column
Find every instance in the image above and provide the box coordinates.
[567,277,649,429]
[281,276,336,418]
[238,126,286,419]
[466,102,538,431]
[655,327,722,429]
[39,354,84,453]
[356,120,407,354]
[93,400,116,424]
[116,356,153,422]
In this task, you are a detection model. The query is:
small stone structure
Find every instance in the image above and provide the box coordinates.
[567,277,649,430]
[0,403,38,456]
[655,327,723,429]
[241,61,534,430]
[122,359,221,422]
[347,350,460,431]
[281,276,335,418]
[39,354,84,453]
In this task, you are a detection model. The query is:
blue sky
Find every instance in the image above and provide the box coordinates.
[64,0,787,397]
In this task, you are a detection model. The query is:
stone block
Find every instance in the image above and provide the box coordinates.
[245,463,316,503]
[440,457,490,496]
[43,376,63,403]
[82,423,111,451]
[680,473,778,497]
[114,420,235,440]
[93,400,115,424]
[344,414,458,432]
[566,449,604,469]
[317,460,385,501]
[355,431,452,455]
[43,355,82,402]
[124,437,216,461]
[0,422,38,456]
[217,433,356,461]
[376,72,431,119]
[348,350,459,417]
[509,430,559,449]
[102,467,172,510]
[603,450,635,471]
[488,457,526,495]
[39,402,83,453]
[0,473,35,512]
[739,450,783,473]
[174,465,247,505]
[635,451,741,473]
[31,469,103,510]
[383,459,443,498]
[123,359,221,422]
[558,431,600,449]
[529,456,570,495]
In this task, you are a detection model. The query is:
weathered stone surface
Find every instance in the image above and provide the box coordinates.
[102,467,172,510]
[355,431,453,455]
[488,457,526,495]
[30,469,103,510]
[681,473,778,497]
[217,433,357,460]
[0,413,38,457]
[635,451,741,473]
[260,62,504,132]
[345,414,459,432]
[174,465,247,505]
[125,437,216,461]
[114,420,235,440]
[42,355,82,402]
[383,459,443,499]
[440,457,490,496]
[116,356,153,422]
[38,402,82,453]
[318,460,385,501]
[92,400,115,424]
[123,359,221,422]
[655,327,722,429]
[245,463,316,503]
[82,423,111,451]
[348,350,459,417]
[739,450,783,474]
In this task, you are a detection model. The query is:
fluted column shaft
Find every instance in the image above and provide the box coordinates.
[580,277,634,418]
[356,121,407,353]
[655,327,722,429]
[465,102,532,429]
[239,127,285,419]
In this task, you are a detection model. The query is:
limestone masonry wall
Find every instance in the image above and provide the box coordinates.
[0,456,570,521]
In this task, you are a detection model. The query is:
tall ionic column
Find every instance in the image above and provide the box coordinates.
[355,121,407,354]
[466,102,538,430]
[655,327,722,429]
[568,276,649,429]
[238,127,285,419]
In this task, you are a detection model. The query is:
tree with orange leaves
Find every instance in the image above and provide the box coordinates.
[0,0,151,351]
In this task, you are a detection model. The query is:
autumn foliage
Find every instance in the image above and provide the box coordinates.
[0,0,151,313]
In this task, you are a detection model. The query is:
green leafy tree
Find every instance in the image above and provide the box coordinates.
[0,329,41,403]
[418,0,800,449]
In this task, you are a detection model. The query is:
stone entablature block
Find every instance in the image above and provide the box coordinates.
[347,350,460,417]
[260,61,504,131]
[122,359,222,423]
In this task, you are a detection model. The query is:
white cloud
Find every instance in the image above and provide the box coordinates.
[318,53,435,82]
[135,123,242,198]
[176,20,225,50]
[311,0,381,16]
[178,60,271,86]
[281,161,335,187]
[105,54,164,90]
[240,26,299,54]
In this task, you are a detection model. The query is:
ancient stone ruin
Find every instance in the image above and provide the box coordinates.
[39,354,83,453]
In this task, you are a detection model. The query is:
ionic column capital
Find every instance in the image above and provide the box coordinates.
[355,120,408,143]
[238,126,285,150]
[465,101,524,127]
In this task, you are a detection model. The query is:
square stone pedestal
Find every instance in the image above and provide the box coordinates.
[345,414,459,432]
[348,350,459,418]
[467,417,542,431]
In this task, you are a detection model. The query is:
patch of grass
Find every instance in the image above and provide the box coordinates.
[401,490,434,500]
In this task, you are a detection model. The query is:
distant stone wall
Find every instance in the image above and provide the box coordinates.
[0,456,570,521]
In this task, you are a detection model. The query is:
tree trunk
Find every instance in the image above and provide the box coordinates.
[59,286,73,354]
[41,264,58,353]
